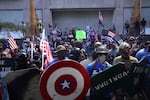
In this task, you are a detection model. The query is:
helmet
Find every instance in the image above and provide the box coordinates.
[56,45,66,52]
[16,52,29,64]
[119,42,131,50]
[95,42,102,47]
[95,45,108,54]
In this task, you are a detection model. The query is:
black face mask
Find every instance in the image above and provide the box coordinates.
[120,50,130,60]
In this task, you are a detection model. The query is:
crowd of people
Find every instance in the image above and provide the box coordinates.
[0,22,150,100]
[124,18,148,35]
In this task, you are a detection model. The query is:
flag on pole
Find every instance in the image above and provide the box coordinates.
[108,31,116,37]
[40,40,53,71]
[102,29,120,46]
[98,11,104,27]
[40,29,53,71]
[30,37,34,61]
[40,41,53,63]
[8,37,18,50]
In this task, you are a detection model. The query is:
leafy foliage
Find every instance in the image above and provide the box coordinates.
[0,22,23,31]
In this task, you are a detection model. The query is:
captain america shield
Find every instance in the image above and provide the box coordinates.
[40,60,90,100]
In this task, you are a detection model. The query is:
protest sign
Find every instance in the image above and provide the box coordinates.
[75,30,86,40]
[91,63,134,95]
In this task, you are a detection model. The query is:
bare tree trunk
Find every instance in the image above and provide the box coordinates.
[29,0,38,37]
[129,0,141,36]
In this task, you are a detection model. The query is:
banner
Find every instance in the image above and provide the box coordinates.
[91,55,150,95]
[91,63,135,95]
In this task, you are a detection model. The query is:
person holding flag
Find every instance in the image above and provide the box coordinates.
[46,45,68,68]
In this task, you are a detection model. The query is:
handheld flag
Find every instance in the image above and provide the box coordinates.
[102,29,120,46]
[98,11,104,28]
[108,31,116,37]
[40,29,53,71]
[8,37,18,50]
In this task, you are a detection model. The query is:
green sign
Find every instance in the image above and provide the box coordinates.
[75,30,86,40]
[91,63,134,95]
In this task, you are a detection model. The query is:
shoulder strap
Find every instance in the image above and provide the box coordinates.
[90,61,96,76]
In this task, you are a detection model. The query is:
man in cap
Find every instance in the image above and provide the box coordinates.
[112,42,139,100]
[86,45,112,100]
[113,42,138,67]
[47,45,68,67]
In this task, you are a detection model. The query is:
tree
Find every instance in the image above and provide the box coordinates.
[29,0,39,37]
[129,0,141,36]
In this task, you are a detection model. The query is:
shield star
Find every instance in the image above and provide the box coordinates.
[61,80,70,89]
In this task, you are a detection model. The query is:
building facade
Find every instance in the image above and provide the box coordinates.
[0,0,150,35]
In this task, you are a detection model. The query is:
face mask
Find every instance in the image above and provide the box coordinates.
[98,54,106,63]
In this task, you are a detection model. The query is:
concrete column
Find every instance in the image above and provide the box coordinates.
[43,9,53,35]
[23,0,30,23]
[113,0,124,34]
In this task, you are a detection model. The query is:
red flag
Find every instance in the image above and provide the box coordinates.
[8,37,18,50]
[40,40,53,71]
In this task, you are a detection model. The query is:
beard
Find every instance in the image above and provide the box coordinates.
[121,52,130,60]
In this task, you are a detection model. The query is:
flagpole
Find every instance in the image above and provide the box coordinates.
[30,36,34,61]
[41,29,45,71]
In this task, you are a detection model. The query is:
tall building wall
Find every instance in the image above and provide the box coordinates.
[0,0,150,35]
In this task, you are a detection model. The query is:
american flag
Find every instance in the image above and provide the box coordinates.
[98,11,104,27]
[40,40,53,71]
[108,31,116,37]
[8,37,18,50]
[102,29,119,46]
